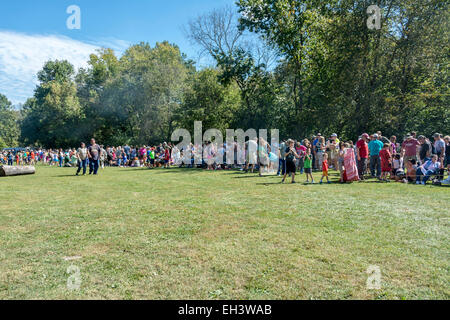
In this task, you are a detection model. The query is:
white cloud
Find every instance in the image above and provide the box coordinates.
[0,31,129,105]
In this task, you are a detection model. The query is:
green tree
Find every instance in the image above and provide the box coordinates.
[97,42,189,144]
[0,136,6,149]
[21,60,83,147]
[0,93,19,147]
[176,68,241,134]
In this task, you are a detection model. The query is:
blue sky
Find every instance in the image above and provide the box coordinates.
[0,0,236,105]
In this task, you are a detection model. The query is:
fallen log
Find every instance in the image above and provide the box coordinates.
[0,166,36,177]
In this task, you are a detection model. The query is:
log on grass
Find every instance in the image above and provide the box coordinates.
[0,166,36,177]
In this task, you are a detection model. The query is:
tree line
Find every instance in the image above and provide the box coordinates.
[1,0,448,149]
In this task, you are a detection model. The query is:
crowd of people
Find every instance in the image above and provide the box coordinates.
[277,131,449,185]
[1,131,449,186]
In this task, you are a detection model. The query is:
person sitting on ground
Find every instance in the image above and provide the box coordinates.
[405,159,417,183]
[392,154,403,182]
[416,155,441,185]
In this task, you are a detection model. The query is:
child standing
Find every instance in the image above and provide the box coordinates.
[392,154,403,182]
[164,147,171,168]
[150,148,155,168]
[304,148,314,183]
[379,143,392,181]
[320,153,330,184]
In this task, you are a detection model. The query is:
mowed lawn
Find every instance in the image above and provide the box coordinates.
[0,166,448,300]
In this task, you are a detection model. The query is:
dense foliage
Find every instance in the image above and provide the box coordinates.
[0,93,19,148]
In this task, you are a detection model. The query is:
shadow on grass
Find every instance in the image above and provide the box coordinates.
[233,175,268,179]
[151,168,205,174]
[53,175,78,178]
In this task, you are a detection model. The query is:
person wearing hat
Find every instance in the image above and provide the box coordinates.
[330,133,339,144]
[401,134,420,164]
[368,134,383,179]
[356,133,370,180]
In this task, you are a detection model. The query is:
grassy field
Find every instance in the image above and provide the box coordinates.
[0,165,448,300]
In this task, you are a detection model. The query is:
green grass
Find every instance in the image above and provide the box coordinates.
[0,166,449,300]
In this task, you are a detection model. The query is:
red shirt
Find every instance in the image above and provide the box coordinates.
[164,149,170,160]
[379,149,391,167]
[322,160,329,172]
[402,139,420,157]
[356,139,369,159]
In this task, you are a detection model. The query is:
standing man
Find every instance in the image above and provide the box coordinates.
[433,133,446,180]
[7,152,13,166]
[401,135,420,164]
[88,138,101,175]
[418,135,432,164]
[368,134,383,179]
[76,142,88,176]
[433,133,446,167]
[356,133,370,180]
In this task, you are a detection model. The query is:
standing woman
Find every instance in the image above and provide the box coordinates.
[343,144,360,182]
[281,139,301,184]
[338,142,346,183]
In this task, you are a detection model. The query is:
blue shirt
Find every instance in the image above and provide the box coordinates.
[368,140,383,156]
